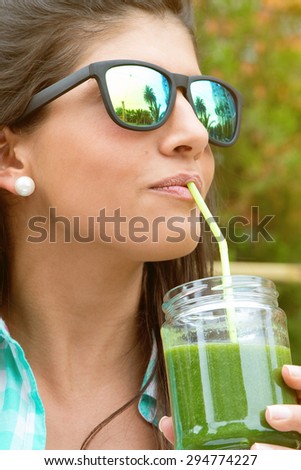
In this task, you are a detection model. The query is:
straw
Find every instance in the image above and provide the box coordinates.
[187,182,237,343]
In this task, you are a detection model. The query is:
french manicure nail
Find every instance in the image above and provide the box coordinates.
[158,416,169,432]
[283,365,301,378]
[267,405,292,420]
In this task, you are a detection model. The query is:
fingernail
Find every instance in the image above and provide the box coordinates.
[267,405,292,420]
[283,365,301,378]
[252,443,271,450]
[158,416,169,432]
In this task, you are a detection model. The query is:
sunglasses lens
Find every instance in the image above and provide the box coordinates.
[106,65,170,128]
[191,80,238,145]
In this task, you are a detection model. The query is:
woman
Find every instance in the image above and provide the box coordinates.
[0,0,300,450]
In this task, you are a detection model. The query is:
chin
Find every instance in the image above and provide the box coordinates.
[114,225,202,262]
[134,236,200,262]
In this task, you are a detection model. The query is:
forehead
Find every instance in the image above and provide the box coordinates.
[76,11,200,76]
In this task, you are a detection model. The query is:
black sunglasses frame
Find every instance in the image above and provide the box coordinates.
[16,59,243,147]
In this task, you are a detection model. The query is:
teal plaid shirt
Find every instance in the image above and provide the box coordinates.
[0,318,157,450]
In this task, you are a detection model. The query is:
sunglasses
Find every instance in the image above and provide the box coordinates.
[16,59,242,147]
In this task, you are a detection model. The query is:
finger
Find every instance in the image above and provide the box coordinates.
[282,366,301,401]
[251,443,293,450]
[158,416,174,444]
[265,404,301,433]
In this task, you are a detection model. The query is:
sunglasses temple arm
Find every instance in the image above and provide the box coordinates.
[18,65,91,121]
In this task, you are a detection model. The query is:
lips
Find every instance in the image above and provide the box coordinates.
[150,173,202,200]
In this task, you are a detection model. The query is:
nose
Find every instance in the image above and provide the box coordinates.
[158,90,209,159]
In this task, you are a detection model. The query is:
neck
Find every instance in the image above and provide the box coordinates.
[5,241,147,393]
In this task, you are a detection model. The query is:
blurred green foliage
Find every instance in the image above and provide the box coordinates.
[193,0,301,362]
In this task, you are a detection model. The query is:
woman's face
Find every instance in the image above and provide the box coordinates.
[24,12,215,261]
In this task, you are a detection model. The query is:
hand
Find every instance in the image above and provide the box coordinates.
[159,365,301,450]
[251,365,301,450]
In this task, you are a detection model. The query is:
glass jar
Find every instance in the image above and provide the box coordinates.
[161,275,301,450]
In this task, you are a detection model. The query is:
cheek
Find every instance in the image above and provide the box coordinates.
[202,146,215,195]
[30,119,144,217]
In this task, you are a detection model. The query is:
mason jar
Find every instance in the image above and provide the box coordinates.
[161,275,301,450]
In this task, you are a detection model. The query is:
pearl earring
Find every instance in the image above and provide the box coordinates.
[14,176,36,197]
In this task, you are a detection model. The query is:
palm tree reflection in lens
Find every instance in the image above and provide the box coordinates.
[113,73,236,142]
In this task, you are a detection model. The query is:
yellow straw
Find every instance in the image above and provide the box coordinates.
[187,182,237,343]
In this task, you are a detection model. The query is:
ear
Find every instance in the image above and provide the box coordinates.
[0,127,26,195]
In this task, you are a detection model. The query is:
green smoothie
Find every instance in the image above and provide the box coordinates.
[164,342,300,450]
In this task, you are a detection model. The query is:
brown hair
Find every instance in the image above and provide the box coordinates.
[0,0,214,449]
